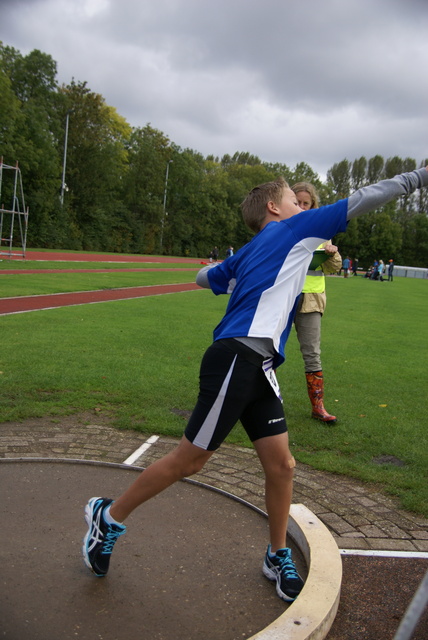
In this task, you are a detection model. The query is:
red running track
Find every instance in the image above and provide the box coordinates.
[0,251,204,315]
[10,251,205,264]
[0,283,201,315]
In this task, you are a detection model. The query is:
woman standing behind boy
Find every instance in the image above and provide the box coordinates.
[292,182,342,424]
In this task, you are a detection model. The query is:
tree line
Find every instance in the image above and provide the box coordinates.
[1,43,427,267]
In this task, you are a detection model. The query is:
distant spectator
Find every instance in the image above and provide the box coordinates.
[209,246,219,262]
[371,260,379,280]
[226,246,234,258]
[388,259,394,281]
[378,260,385,281]
[342,256,350,277]
[352,258,359,275]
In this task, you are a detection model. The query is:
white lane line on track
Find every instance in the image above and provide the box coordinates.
[340,549,428,559]
[123,435,159,466]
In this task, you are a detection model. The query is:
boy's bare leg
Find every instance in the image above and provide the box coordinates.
[110,436,213,523]
[253,432,294,552]
[254,432,303,602]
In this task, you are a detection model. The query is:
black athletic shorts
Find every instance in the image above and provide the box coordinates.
[184,339,287,451]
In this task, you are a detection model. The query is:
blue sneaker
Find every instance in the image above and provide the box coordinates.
[263,545,304,601]
[82,497,126,577]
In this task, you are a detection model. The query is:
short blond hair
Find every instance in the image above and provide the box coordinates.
[291,181,320,209]
[241,177,289,233]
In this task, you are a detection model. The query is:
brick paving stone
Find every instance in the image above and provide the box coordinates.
[203,470,242,485]
[368,539,418,551]
[344,515,371,528]
[318,513,357,535]
[334,536,370,549]
[358,525,389,538]
[385,511,428,530]
[413,540,428,552]
[354,496,379,507]
[292,476,325,490]
[372,521,412,539]
[234,481,265,496]
[342,485,367,494]
[293,497,326,514]
[410,530,428,539]
[406,514,428,527]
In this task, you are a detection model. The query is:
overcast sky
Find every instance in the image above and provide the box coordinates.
[1,0,427,179]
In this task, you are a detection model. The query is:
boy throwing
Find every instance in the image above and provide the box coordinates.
[83,166,428,603]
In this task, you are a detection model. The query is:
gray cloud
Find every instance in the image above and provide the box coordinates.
[1,0,427,177]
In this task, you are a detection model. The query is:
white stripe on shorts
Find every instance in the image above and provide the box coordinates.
[192,355,237,450]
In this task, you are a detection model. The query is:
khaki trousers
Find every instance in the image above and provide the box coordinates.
[294,302,322,373]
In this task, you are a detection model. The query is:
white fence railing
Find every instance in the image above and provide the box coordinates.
[393,266,428,279]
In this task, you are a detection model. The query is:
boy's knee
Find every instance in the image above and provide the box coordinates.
[270,455,296,479]
[174,450,210,478]
[182,457,206,477]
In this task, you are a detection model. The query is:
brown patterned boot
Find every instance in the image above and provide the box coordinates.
[305,371,337,424]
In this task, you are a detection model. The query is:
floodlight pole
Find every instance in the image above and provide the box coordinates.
[60,110,71,207]
[160,159,173,251]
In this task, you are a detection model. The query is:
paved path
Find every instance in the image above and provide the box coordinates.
[1,412,427,553]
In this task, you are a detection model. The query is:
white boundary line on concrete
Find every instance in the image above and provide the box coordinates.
[123,435,159,466]
[340,548,428,559]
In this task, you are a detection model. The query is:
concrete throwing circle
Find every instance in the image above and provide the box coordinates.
[1,459,307,640]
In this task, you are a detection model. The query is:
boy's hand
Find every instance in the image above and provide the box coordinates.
[324,243,338,255]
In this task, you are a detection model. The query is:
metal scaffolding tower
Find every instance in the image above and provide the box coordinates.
[0,158,29,260]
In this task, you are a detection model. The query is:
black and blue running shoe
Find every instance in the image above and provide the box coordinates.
[82,497,126,577]
[263,545,304,601]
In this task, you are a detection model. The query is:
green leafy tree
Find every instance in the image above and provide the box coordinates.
[351,156,367,190]
[400,214,428,266]
[368,212,402,261]
[164,147,211,256]
[334,218,360,262]
[367,155,384,184]
[123,124,171,253]
[0,44,63,246]
[417,159,428,216]
[0,67,21,161]
[59,80,131,250]
[326,159,351,199]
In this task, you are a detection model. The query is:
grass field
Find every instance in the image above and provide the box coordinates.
[0,257,427,516]
[0,267,199,297]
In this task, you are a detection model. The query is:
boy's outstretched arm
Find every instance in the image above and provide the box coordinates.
[347,166,428,220]
[196,263,218,289]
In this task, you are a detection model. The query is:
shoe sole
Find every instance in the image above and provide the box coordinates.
[263,562,296,602]
[311,414,337,424]
[82,497,106,577]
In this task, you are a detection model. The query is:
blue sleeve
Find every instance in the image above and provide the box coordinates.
[290,200,348,241]
[207,260,236,295]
